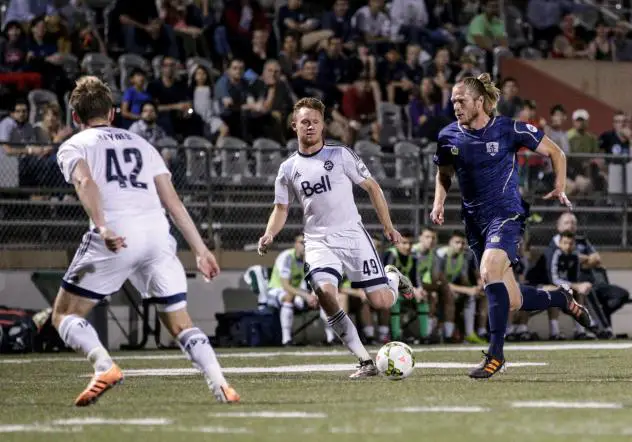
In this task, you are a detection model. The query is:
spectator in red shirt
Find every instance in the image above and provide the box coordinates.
[341,73,381,143]
[223,0,269,57]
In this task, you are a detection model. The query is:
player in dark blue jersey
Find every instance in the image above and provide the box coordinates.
[431,73,593,379]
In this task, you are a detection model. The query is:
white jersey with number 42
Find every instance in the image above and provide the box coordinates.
[57,126,171,231]
[274,143,371,238]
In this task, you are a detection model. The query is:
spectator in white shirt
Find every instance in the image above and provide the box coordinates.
[351,0,392,53]
[389,0,428,44]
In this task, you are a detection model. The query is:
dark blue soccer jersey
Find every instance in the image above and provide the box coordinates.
[434,116,544,222]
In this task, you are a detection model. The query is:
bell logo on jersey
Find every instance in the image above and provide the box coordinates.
[301,175,332,197]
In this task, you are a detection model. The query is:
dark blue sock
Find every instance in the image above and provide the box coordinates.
[519,285,551,311]
[485,282,510,360]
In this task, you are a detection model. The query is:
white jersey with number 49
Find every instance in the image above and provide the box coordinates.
[274,143,371,238]
[57,126,170,231]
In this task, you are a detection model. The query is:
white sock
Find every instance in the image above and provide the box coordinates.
[443,321,454,338]
[516,324,529,334]
[574,322,585,334]
[464,296,476,336]
[550,319,560,336]
[429,317,437,336]
[506,324,516,335]
[363,325,375,339]
[177,327,227,391]
[320,307,335,343]
[58,314,112,373]
[378,325,390,341]
[280,302,294,344]
[328,309,371,361]
[385,270,400,305]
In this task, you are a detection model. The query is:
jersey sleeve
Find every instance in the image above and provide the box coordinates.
[56,142,85,184]
[433,130,455,167]
[341,147,371,184]
[273,163,293,205]
[513,120,544,152]
[274,251,293,280]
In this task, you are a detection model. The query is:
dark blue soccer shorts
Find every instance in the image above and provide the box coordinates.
[464,214,526,268]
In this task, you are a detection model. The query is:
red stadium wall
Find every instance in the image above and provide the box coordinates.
[500,58,620,134]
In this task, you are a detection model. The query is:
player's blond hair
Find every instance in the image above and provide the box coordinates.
[293,97,325,120]
[70,76,113,124]
[461,73,501,116]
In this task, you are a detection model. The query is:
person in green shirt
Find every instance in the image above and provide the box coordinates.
[435,231,488,344]
[412,226,456,342]
[466,0,508,51]
[267,234,318,345]
[383,229,426,343]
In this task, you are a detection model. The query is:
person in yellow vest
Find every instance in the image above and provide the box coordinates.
[412,226,457,342]
[435,231,488,344]
[267,234,318,345]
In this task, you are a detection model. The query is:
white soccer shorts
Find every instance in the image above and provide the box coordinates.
[62,229,188,312]
[304,223,388,293]
[266,288,307,310]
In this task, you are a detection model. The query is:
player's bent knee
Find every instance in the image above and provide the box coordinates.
[366,288,394,310]
[52,288,99,328]
[158,307,194,337]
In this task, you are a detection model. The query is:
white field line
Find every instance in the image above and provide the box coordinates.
[209,411,327,419]
[2,342,631,364]
[0,424,80,433]
[52,418,172,426]
[378,406,490,413]
[511,401,623,409]
[95,361,547,377]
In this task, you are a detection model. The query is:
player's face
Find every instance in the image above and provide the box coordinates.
[419,230,436,250]
[559,237,575,254]
[295,236,305,257]
[449,236,466,254]
[451,84,482,126]
[558,213,577,233]
[293,107,324,147]
[396,237,412,255]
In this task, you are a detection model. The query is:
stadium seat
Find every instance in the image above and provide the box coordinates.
[354,141,386,179]
[253,138,283,179]
[519,47,543,60]
[152,55,164,79]
[219,136,252,178]
[58,54,79,80]
[607,163,632,195]
[393,141,421,181]
[27,89,59,125]
[118,54,151,90]
[186,57,220,80]
[183,135,215,184]
[81,53,118,92]
[377,102,405,147]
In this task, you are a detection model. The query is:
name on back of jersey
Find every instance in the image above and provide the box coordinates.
[96,132,133,142]
[301,175,332,197]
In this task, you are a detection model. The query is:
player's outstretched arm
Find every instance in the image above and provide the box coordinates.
[258,204,288,255]
[155,173,219,280]
[359,178,401,243]
[535,136,572,210]
[71,159,126,252]
[431,165,454,225]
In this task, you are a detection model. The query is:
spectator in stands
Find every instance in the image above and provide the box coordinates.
[160,0,209,59]
[567,108,602,194]
[118,0,179,59]
[129,102,169,146]
[278,33,302,79]
[515,100,547,191]
[341,73,380,143]
[321,0,355,49]
[121,68,152,127]
[613,20,632,62]
[599,110,630,159]
[388,0,428,45]
[466,0,508,63]
[496,77,522,118]
[69,11,107,58]
[33,102,73,144]
[546,231,596,340]
[543,104,575,194]
[222,0,269,58]
[377,44,406,103]
[348,43,377,81]
[0,20,28,72]
[244,28,271,77]
[527,0,578,51]
[189,64,229,142]
[2,0,52,27]
[291,59,327,103]
[409,77,450,141]
[351,0,392,52]
[277,0,331,51]
[423,46,455,85]
[214,58,250,139]
[318,36,351,102]
[148,56,203,139]
[551,14,589,59]
[26,15,60,64]
[586,21,615,61]
[454,53,482,83]
[248,60,295,143]
[387,44,424,105]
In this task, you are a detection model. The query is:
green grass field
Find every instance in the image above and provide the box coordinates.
[2,342,632,442]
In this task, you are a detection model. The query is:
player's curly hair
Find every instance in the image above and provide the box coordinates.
[70,75,113,124]
[461,73,501,116]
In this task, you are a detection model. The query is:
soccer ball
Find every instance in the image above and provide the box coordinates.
[375,341,415,380]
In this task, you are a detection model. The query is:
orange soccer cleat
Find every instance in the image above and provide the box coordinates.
[216,384,241,403]
[74,363,124,407]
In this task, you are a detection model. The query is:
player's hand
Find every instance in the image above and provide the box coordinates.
[257,234,274,255]
[98,227,127,253]
[430,204,444,225]
[384,227,401,244]
[543,188,573,211]
[196,249,220,282]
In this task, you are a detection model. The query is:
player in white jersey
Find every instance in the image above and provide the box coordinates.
[257,97,414,378]
[51,76,239,406]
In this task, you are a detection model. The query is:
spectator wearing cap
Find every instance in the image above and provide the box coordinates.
[121,68,152,127]
[567,109,603,195]
[599,111,630,162]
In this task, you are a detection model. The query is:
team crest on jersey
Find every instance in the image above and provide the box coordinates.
[450,146,459,155]
[490,235,500,243]
[486,142,499,156]
[526,124,538,133]
[293,170,302,181]
[323,160,334,171]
